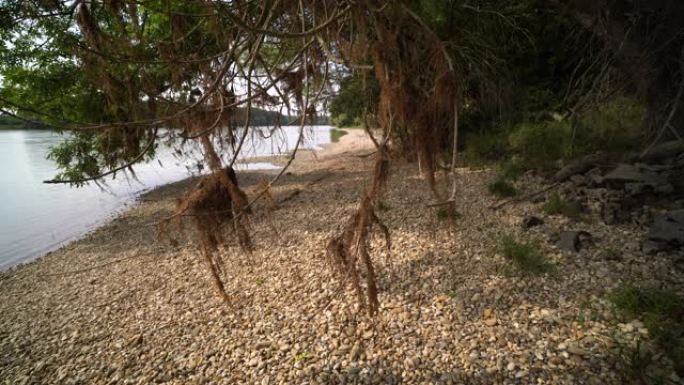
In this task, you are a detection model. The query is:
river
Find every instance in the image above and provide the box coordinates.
[0,126,333,270]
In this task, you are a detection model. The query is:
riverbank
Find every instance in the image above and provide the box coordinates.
[1,129,682,384]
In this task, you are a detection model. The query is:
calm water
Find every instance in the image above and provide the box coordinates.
[0,126,332,270]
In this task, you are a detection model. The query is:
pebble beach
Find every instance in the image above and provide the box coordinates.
[1,130,682,385]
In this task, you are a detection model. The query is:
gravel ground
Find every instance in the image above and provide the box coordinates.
[1,130,682,385]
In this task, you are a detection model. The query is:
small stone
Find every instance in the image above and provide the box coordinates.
[255,341,270,350]
[506,362,516,371]
[484,318,497,327]
[522,216,544,229]
[128,334,143,347]
[515,370,528,378]
[567,343,587,356]
[556,231,591,252]
[349,343,360,361]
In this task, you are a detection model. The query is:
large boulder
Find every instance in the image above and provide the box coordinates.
[642,209,684,253]
[602,164,672,194]
[556,230,591,252]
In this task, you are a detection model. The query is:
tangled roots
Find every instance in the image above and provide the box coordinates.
[327,145,391,316]
[159,166,251,303]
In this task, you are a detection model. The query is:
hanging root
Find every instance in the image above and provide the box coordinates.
[157,166,249,303]
[326,144,391,316]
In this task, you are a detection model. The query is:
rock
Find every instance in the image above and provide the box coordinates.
[483,317,497,327]
[506,362,516,371]
[570,174,587,186]
[567,343,587,356]
[643,209,684,253]
[522,216,544,229]
[128,334,143,347]
[515,370,528,378]
[255,341,271,350]
[556,231,591,252]
[602,164,671,193]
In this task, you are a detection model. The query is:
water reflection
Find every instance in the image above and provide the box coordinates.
[0,126,332,270]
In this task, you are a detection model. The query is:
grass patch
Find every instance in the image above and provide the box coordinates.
[488,179,518,198]
[293,351,313,362]
[610,285,684,377]
[330,128,348,143]
[542,192,582,219]
[499,235,552,274]
[610,286,682,319]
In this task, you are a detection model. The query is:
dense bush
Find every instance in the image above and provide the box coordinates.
[462,97,645,172]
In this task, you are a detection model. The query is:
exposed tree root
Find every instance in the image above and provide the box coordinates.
[158,163,251,303]
[327,145,391,316]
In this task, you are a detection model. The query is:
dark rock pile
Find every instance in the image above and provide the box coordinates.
[552,148,684,254]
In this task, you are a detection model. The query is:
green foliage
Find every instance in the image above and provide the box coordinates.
[610,285,684,376]
[488,179,518,198]
[498,160,526,180]
[0,114,48,130]
[462,129,508,167]
[331,113,352,128]
[610,286,683,325]
[329,72,379,128]
[293,352,313,362]
[570,96,645,156]
[508,120,571,169]
[330,129,348,143]
[499,235,552,274]
[462,97,645,175]
[542,192,582,219]
[613,338,662,384]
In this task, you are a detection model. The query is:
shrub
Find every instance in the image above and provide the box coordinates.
[462,97,645,175]
[610,285,684,376]
[508,120,571,170]
[610,286,683,324]
[462,129,508,167]
[571,96,644,156]
[498,159,526,180]
[331,113,353,128]
[330,128,348,143]
[488,179,518,198]
[499,235,552,274]
[542,192,582,219]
